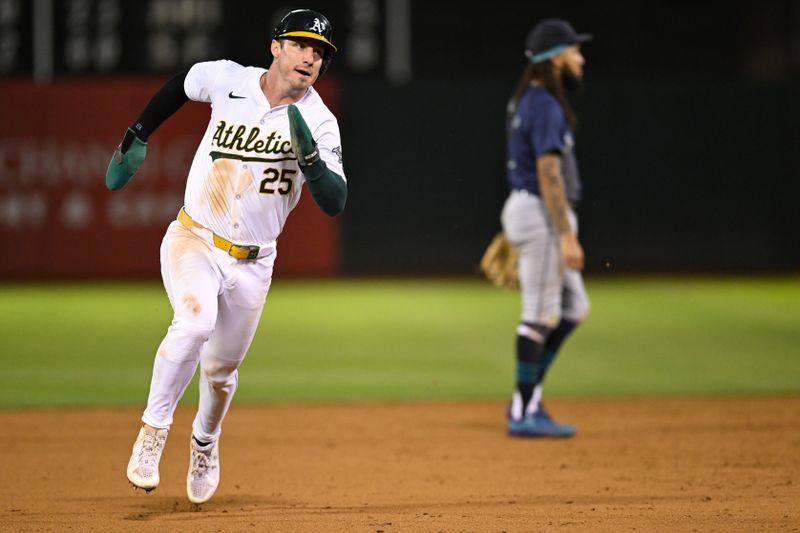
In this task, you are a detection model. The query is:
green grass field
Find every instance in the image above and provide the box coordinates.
[1,277,798,409]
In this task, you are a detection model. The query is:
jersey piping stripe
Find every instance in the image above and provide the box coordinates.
[210,151,298,163]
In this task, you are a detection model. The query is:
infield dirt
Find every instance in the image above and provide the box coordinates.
[2,396,798,532]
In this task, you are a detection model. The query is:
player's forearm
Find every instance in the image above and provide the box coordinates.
[113,68,190,175]
[129,68,190,141]
[287,104,346,216]
[106,69,191,191]
[536,154,572,234]
[301,161,347,217]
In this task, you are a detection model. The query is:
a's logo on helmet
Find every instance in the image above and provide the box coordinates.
[311,18,325,33]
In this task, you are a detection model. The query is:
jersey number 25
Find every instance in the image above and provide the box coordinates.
[260,167,296,195]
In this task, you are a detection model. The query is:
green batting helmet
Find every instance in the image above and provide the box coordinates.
[273,9,337,74]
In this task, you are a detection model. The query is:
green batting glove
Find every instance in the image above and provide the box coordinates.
[288,104,320,167]
[287,104,346,215]
[105,128,147,191]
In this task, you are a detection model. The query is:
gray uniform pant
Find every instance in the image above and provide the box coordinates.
[501,190,590,329]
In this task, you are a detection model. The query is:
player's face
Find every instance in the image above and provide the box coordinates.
[554,45,585,80]
[271,38,325,90]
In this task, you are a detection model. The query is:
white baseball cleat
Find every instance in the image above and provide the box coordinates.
[126,426,168,491]
[187,437,220,504]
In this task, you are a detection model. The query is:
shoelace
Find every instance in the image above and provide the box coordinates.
[139,433,164,465]
[191,448,212,478]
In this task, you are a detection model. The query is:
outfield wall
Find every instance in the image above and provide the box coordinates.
[340,77,800,275]
[0,78,342,279]
[1,75,797,279]
[1,1,798,279]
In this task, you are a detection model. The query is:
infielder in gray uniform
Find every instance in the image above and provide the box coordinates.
[502,19,592,438]
[105,9,346,503]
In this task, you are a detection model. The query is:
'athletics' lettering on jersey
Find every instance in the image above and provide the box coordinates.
[211,120,293,156]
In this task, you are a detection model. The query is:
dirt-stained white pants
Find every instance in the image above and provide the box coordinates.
[141,220,274,443]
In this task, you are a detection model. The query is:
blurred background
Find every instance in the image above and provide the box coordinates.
[1,1,799,409]
[2,0,798,280]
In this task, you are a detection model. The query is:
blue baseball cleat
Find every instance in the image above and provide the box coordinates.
[507,407,577,438]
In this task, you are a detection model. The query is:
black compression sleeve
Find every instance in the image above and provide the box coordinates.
[129,68,190,142]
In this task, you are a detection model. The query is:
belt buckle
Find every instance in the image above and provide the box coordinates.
[230,245,259,260]
[245,246,260,260]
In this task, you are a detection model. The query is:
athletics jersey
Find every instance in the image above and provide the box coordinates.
[182,60,345,246]
[506,85,581,205]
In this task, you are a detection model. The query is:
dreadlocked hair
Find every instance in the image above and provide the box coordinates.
[506,60,577,133]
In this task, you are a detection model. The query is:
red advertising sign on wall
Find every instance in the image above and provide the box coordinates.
[0,77,341,279]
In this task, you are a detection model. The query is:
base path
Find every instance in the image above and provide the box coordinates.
[2,396,798,532]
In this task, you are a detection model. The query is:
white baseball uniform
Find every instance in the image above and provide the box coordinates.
[140,60,345,442]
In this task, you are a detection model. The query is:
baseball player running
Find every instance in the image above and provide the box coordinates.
[105,9,346,503]
[502,19,592,438]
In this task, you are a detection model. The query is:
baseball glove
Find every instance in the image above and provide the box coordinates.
[480,232,519,289]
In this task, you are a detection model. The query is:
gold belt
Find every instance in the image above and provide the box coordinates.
[177,208,260,260]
